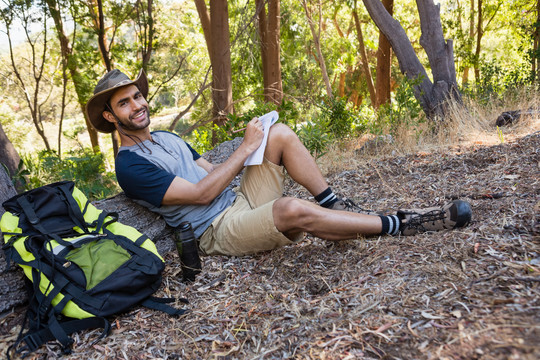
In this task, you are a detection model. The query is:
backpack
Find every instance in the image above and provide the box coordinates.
[0,181,187,358]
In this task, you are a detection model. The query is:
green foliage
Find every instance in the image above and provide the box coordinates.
[297,121,331,159]
[463,60,534,102]
[19,148,118,201]
[317,96,364,139]
[496,126,504,144]
[374,76,424,137]
[297,96,366,158]
[189,100,299,154]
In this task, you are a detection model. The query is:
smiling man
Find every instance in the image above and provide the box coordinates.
[85,69,472,256]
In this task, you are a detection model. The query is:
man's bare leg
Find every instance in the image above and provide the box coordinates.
[263,123,385,240]
[273,197,383,240]
[264,123,329,196]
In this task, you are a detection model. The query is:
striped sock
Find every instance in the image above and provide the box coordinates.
[315,187,338,208]
[379,215,401,236]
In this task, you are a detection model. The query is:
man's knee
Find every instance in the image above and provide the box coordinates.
[273,197,314,232]
[268,123,297,143]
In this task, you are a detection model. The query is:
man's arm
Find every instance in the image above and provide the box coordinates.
[162,117,264,206]
[195,157,215,173]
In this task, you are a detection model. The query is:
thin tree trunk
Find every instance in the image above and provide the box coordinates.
[96,0,112,71]
[194,0,213,57]
[362,0,461,119]
[4,8,51,151]
[374,0,393,108]
[256,0,283,105]
[210,0,233,143]
[461,0,475,85]
[474,0,482,83]
[46,0,101,152]
[138,0,154,71]
[352,8,376,106]
[302,0,333,99]
[532,0,540,82]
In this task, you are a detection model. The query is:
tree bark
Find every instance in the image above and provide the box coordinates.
[362,0,461,119]
[0,122,20,178]
[0,166,24,314]
[374,0,393,108]
[256,0,283,105]
[209,0,234,143]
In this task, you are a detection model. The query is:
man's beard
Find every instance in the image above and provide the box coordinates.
[118,107,150,131]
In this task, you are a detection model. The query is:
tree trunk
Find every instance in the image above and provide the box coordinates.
[473,0,482,83]
[352,8,376,106]
[194,0,213,56]
[536,0,540,82]
[0,123,20,178]
[416,0,461,101]
[374,0,393,108]
[210,0,233,143]
[461,0,475,85]
[302,0,333,99]
[138,0,154,71]
[0,166,25,314]
[46,0,101,152]
[256,0,283,105]
[362,0,461,119]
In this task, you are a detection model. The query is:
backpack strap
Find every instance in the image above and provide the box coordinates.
[15,196,75,248]
[140,296,189,317]
[57,183,89,233]
[13,316,110,358]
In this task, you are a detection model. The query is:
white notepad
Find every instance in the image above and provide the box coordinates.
[244,110,279,166]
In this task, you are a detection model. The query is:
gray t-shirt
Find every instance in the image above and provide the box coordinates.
[115,131,236,238]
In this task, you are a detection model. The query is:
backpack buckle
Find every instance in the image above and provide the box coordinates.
[21,333,41,352]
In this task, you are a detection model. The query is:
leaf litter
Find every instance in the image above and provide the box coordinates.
[1,131,539,359]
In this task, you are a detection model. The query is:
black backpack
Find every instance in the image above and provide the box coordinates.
[1,181,187,358]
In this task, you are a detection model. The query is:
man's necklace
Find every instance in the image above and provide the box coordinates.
[150,138,176,158]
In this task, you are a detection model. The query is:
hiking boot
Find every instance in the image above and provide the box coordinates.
[398,200,472,236]
[327,198,382,215]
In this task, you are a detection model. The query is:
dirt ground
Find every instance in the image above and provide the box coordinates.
[1,126,539,359]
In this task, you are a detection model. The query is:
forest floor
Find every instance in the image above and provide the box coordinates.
[1,117,539,359]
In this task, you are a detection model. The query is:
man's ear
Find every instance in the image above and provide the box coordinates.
[102,110,116,124]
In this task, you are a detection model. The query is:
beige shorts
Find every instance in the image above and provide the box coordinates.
[199,159,303,256]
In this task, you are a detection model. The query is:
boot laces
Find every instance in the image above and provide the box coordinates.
[405,209,446,230]
[338,199,371,213]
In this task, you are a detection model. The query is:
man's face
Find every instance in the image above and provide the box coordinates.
[105,85,150,131]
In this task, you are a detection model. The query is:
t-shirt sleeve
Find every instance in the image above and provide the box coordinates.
[115,151,175,207]
[185,141,201,161]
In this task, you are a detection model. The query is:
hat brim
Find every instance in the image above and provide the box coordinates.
[85,69,149,133]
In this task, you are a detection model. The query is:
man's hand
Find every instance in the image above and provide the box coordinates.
[162,117,265,206]
[241,117,264,154]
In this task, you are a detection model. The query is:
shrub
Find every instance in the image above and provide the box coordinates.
[17,148,118,201]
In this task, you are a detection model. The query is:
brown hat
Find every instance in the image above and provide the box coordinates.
[85,69,149,133]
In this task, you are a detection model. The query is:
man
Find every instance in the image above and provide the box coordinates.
[85,69,472,256]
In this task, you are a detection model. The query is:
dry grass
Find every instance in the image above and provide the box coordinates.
[1,95,539,359]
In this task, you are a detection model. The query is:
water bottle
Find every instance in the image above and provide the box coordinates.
[174,221,202,282]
